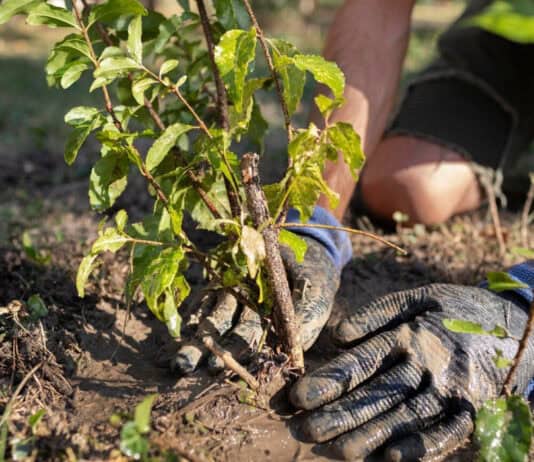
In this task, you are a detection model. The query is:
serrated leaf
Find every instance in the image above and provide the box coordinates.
[89,0,146,28]
[293,54,344,100]
[65,106,100,127]
[442,319,509,338]
[146,123,194,172]
[89,151,129,211]
[26,2,77,28]
[76,253,98,297]
[134,394,157,434]
[131,77,156,105]
[469,0,534,44]
[475,396,532,462]
[279,229,307,264]
[0,0,41,25]
[270,39,305,116]
[127,15,143,62]
[94,56,141,81]
[215,27,257,113]
[327,122,365,180]
[159,59,179,77]
[92,227,129,253]
[487,271,529,292]
[240,226,266,279]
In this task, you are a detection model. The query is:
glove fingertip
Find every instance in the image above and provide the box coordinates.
[333,318,366,344]
[289,376,341,411]
[170,344,204,375]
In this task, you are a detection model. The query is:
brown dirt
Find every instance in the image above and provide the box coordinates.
[0,145,532,462]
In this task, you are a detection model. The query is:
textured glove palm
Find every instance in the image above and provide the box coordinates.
[290,284,534,461]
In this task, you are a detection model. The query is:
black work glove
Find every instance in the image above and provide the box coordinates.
[172,236,340,374]
[290,284,534,461]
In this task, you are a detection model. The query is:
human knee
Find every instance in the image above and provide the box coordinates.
[360,137,480,225]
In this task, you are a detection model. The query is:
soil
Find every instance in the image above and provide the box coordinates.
[0,148,532,462]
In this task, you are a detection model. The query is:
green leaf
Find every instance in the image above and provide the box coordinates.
[279,229,307,264]
[54,34,91,60]
[76,253,98,297]
[127,15,143,62]
[493,349,513,369]
[0,0,41,25]
[92,227,130,254]
[120,422,148,460]
[60,61,90,89]
[146,123,194,172]
[487,271,529,293]
[26,2,77,28]
[213,0,249,30]
[270,39,305,116]
[65,106,100,127]
[131,77,156,105]
[134,394,157,434]
[21,231,51,265]
[28,410,46,432]
[89,0,147,28]
[27,294,48,319]
[89,151,129,211]
[215,27,257,113]
[293,54,345,100]
[240,225,266,279]
[512,247,534,259]
[162,289,181,337]
[314,93,343,118]
[159,59,179,77]
[141,247,184,315]
[470,0,534,44]
[64,117,101,165]
[442,319,509,338]
[475,396,532,462]
[326,122,365,180]
[94,56,141,81]
[115,210,128,232]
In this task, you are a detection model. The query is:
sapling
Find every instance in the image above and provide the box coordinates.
[0,0,370,373]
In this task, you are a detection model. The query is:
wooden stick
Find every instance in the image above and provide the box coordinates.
[520,174,534,248]
[202,336,259,390]
[241,153,304,371]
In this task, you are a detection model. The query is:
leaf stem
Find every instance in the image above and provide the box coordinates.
[241,0,292,142]
[503,298,534,396]
[278,222,407,255]
[520,174,534,249]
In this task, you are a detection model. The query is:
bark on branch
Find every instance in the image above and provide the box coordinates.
[241,153,304,371]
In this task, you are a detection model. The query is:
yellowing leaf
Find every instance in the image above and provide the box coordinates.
[240,226,266,279]
[279,229,307,264]
[76,253,98,297]
[327,122,365,180]
[293,54,345,100]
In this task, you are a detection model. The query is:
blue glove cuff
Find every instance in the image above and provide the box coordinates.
[506,260,534,305]
[285,206,353,270]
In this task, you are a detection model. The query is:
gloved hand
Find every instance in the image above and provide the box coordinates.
[290,284,534,461]
[171,236,340,374]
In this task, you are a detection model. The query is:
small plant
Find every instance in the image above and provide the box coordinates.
[118,394,157,460]
[0,0,367,371]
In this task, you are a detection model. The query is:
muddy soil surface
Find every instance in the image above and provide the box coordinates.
[0,159,532,461]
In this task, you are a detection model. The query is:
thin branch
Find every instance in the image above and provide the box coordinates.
[241,0,291,141]
[479,174,506,257]
[521,174,534,249]
[0,362,43,428]
[242,153,304,371]
[195,0,240,218]
[278,222,407,255]
[201,336,259,390]
[503,298,534,396]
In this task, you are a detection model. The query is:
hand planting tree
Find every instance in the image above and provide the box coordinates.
[0,0,372,374]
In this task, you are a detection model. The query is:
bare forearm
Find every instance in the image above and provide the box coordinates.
[315,0,416,219]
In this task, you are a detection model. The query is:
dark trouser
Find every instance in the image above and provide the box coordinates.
[388,0,534,182]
